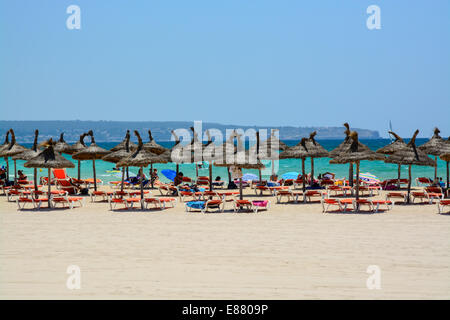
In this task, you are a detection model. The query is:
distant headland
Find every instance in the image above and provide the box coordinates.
[0,120,380,143]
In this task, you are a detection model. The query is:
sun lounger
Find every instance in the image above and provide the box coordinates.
[233,199,270,213]
[415,177,433,187]
[275,189,302,203]
[304,190,325,203]
[437,200,450,214]
[108,196,141,210]
[200,190,222,201]
[142,197,177,210]
[386,192,407,204]
[325,185,348,197]
[158,184,177,195]
[321,198,352,213]
[185,200,224,213]
[51,192,84,209]
[16,190,50,210]
[90,190,112,202]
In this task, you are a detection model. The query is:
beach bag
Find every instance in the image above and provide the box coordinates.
[80,188,89,195]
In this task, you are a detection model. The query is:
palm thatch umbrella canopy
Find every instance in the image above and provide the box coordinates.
[329,123,370,187]
[0,130,11,180]
[0,129,11,153]
[249,129,287,181]
[54,133,72,154]
[0,129,28,182]
[24,139,75,207]
[303,131,329,185]
[418,128,447,180]
[12,130,40,190]
[385,130,435,203]
[143,129,170,187]
[117,131,167,208]
[144,129,167,155]
[102,132,133,192]
[65,133,88,180]
[110,130,138,152]
[279,138,310,201]
[330,131,385,200]
[376,131,407,188]
[170,130,183,174]
[72,130,110,191]
[214,133,265,200]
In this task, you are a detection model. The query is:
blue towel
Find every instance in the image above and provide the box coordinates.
[186,201,205,209]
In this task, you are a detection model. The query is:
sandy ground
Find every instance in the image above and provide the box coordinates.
[0,186,449,300]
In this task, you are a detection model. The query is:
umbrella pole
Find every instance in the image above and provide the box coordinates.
[258,169,262,182]
[120,167,125,192]
[302,158,306,203]
[407,165,412,203]
[150,163,154,189]
[239,177,243,200]
[34,168,38,193]
[14,160,17,183]
[310,157,314,186]
[5,157,9,183]
[349,163,353,187]
[77,160,81,180]
[140,166,144,209]
[176,164,179,175]
[92,159,97,191]
[227,168,232,189]
[126,167,129,180]
[47,168,51,208]
[397,164,401,189]
[434,156,437,181]
[447,161,449,189]
[209,163,213,191]
[196,163,198,178]
[271,159,275,176]
[355,161,360,202]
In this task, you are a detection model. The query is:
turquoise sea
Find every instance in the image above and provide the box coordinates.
[1,139,447,184]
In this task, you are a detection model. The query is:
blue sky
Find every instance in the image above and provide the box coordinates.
[1,0,449,138]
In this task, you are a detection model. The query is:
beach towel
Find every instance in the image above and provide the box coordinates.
[252,200,268,207]
[186,201,205,209]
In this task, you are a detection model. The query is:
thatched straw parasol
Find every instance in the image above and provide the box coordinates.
[385,130,435,203]
[0,129,11,152]
[65,133,88,180]
[110,130,138,152]
[418,128,447,181]
[279,138,310,202]
[330,131,385,201]
[249,129,286,181]
[72,130,110,191]
[102,131,133,192]
[117,131,167,209]
[144,129,167,155]
[329,123,359,187]
[24,139,75,207]
[12,129,40,191]
[376,131,407,188]
[0,129,27,182]
[143,129,170,187]
[0,130,11,180]
[170,130,182,174]
[214,132,265,200]
[303,131,329,185]
[54,133,72,154]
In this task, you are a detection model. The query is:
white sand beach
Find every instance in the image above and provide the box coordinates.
[1,188,449,300]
